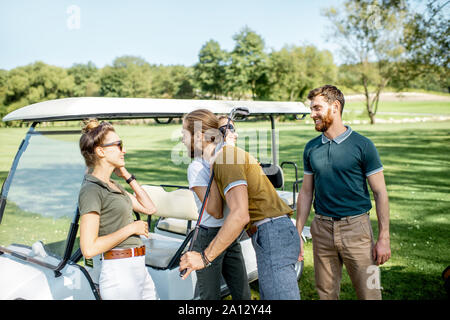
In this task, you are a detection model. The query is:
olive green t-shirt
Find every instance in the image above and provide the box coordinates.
[213,145,293,228]
[78,174,143,249]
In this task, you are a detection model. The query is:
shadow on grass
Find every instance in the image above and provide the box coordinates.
[119,148,189,189]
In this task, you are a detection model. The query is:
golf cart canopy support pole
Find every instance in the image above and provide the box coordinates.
[270,115,277,165]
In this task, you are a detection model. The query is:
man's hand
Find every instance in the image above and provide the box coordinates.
[372,237,391,265]
[298,236,304,262]
[179,251,205,280]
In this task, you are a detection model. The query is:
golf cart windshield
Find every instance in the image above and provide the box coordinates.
[0,128,85,267]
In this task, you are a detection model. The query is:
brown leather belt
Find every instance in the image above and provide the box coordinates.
[246,225,258,238]
[103,245,146,260]
[315,212,369,222]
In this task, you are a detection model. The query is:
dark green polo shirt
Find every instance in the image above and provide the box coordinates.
[303,126,383,218]
[78,174,143,249]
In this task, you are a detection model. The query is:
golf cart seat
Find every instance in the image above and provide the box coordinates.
[141,233,184,269]
[157,217,196,235]
[141,185,199,221]
[276,190,299,207]
[140,185,199,268]
[260,162,301,208]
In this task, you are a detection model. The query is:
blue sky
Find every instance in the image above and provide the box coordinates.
[0,0,344,70]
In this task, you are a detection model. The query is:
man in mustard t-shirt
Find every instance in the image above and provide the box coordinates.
[180,145,301,300]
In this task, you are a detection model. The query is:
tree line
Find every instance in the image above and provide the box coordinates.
[0,0,448,126]
[0,27,340,125]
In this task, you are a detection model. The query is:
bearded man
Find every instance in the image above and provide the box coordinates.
[295,85,391,300]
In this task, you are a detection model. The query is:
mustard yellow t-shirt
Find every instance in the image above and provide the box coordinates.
[213,145,293,227]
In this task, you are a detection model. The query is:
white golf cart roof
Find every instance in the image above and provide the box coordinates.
[2,97,309,122]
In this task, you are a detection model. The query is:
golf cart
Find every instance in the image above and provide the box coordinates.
[0,97,311,300]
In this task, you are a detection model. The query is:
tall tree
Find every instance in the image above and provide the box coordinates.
[402,0,450,92]
[226,26,269,100]
[99,56,152,97]
[269,45,337,101]
[67,61,99,96]
[4,62,74,113]
[151,65,195,99]
[194,40,228,99]
[323,0,408,124]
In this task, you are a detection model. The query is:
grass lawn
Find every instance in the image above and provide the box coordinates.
[345,100,450,115]
[0,100,449,300]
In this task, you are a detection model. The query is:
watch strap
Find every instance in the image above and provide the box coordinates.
[201,251,212,268]
[126,174,136,184]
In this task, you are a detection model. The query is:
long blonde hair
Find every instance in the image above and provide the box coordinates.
[183,109,219,158]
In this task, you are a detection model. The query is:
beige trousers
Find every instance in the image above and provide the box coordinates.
[310,213,382,300]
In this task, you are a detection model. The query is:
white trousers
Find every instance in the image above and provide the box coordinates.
[99,255,158,300]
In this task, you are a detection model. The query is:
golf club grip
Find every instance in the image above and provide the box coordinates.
[180,268,187,277]
[179,226,199,277]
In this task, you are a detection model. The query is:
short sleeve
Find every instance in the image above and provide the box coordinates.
[213,147,248,195]
[362,139,383,176]
[78,184,102,216]
[303,145,313,175]
[187,160,210,189]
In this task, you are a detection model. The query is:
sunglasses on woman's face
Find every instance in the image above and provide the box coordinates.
[101,140,123,151]
[219,124,235,135]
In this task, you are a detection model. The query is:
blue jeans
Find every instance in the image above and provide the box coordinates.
[251,216,301,300]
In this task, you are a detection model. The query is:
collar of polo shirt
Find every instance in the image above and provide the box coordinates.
[321,125,353,144]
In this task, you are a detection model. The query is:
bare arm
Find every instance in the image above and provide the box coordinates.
[115,167,156,216]
[295,174,314,234]
[204,185,249,261]
[205,178,224,219]
[80,212,148,259]
[367,171,391,265]
[179,185,249,279]
[295,174,314,261]
[193,180,223,219]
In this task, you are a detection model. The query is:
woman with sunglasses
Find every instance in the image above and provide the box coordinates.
[78,118,158,300]
[182,110,251,300]
[217,116,238,147]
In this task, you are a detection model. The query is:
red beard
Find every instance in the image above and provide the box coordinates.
[314,108,333,132]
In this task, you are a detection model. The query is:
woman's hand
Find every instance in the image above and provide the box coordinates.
[131,220,149,238]
[114,166,130,180]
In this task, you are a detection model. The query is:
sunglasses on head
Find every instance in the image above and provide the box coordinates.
[101,140,123,151]
[219,124,235,135]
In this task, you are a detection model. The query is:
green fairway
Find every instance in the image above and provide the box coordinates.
[345,100,450,115]
[0,106,449,300]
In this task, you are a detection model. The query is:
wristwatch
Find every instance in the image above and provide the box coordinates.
[201,251,212,268]
[126,174,136,184]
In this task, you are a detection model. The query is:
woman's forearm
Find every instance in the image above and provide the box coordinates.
[129,179,157,215]
[81,224,135,259]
